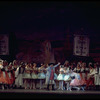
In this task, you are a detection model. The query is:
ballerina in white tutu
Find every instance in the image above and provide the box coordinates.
[31,63,38,89]
[23,63,32,89]
[64,67,72,91]
[57,65,65,90]
[38,63,46,89]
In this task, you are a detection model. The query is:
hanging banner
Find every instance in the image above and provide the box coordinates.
[73,35,89,56]
[0,34,9,55]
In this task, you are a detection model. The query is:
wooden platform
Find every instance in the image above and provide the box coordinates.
[0,89,100,99]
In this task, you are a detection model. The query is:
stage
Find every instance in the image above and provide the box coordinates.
[0,89,100,99]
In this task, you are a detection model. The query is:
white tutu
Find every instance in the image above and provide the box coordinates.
[64,74,71,81]
[57,74,65,81]
[23,73,31,79]
[31,73,38,79]
[38,72,46,79]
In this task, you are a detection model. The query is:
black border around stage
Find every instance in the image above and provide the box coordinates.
[0,89,100,99]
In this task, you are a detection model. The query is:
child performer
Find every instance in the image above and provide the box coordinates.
[70,62,85,91]
[38,63,46,89]
[23,63,32,89]
[64,64,73,91]
[86,63,96,90]
[15,62,25,89]
[57,65,65,90]
[0,60,8,89]
[80,62,87,90]
[6,62,15,89]
[31,63,38,89]
[94,63,99,90]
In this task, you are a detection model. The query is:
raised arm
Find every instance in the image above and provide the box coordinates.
[53,62,60,68]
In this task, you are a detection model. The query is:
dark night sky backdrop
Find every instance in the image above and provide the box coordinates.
[0,1,100,41]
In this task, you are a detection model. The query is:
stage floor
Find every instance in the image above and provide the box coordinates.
[0,89,100,99]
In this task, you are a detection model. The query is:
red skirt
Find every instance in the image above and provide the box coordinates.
[5,72,14,85]
[0,71,8,84]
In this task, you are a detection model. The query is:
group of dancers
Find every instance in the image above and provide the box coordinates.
[0,58,100,91]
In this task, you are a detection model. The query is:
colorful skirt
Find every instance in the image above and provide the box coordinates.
[23,73,31,79]
[57,74,65,81]
[38,72,46,79]
[31,73,38,79]
[0,71,8,84]
[70,78,86,86]
[6,72,14,85]
[64,74,72,82]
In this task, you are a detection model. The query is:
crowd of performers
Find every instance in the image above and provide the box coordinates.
[0,59,100,91]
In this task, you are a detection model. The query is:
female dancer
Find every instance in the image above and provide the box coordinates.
[23,62,32,89]
[0,60,8,89]
[31,63,38,89]
[70,62,85,91]
[38,63,46,89]
[57,65,64,90]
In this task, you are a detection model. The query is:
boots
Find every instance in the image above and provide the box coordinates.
[47,84,50,90]
[47,84,55,90]
[52,84,55,90]
[64,84,67,90]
